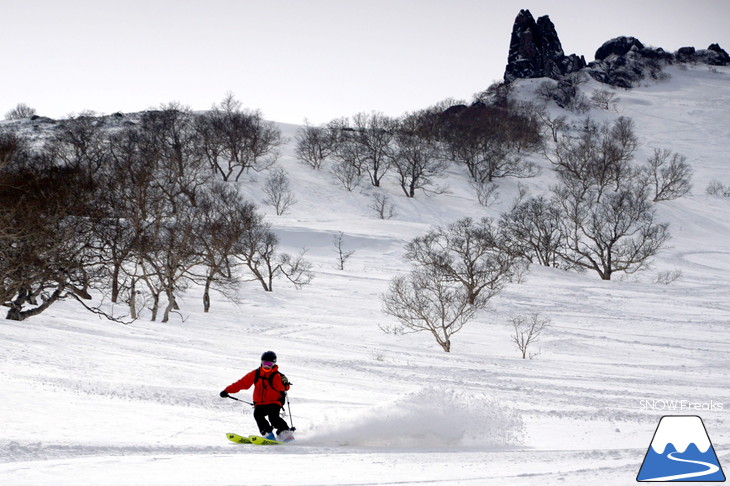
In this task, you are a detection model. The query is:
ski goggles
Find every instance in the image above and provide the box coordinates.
[261,361,276,369]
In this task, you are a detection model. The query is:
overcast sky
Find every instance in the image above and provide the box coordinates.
[2,0,729,124]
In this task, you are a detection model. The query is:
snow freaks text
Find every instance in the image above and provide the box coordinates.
[640,400,724,411]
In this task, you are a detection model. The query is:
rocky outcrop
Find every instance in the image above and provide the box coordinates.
[677,44,730,65]
[585,36,673,88]
[586,37,728,88]
[503,9,585,83]
[594,36,645,61]
[502,10,729,90]
[700,44,730,65]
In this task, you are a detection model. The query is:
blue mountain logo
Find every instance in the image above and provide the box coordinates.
[637,415,725,482]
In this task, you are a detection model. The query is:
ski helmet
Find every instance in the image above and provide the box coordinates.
[261,350,277,363]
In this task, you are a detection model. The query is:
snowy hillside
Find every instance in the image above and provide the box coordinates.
[1,64,729,485]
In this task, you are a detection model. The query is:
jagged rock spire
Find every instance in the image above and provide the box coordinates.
[503,9,585,83]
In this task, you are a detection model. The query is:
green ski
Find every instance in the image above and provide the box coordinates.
[226,433,253,444]
[226,433,284,445]
[249,435,284,445]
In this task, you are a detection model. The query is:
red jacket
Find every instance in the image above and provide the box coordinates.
[224,365,288,406]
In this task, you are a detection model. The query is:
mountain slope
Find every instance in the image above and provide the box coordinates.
[1,64,729,485]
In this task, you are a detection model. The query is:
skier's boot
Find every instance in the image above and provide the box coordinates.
[277,430,295,443]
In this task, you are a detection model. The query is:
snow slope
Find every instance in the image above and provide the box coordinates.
[1,64,729,485]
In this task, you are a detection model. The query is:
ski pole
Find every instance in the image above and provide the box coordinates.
[286,396,296,431]
[227,395,254,406]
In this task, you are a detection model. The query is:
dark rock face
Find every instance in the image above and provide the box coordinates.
[501,10,729,90]
[676,46,696,61]
[504,9,585,83]
[702,43,730,65]
[586,37,729,88]
[586,37,675,88]
[594,36,645,61]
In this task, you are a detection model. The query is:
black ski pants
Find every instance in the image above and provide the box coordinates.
[253,403,289,435]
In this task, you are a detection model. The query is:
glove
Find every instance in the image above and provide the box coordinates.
[219,390,229,398]
[280,373,290,386]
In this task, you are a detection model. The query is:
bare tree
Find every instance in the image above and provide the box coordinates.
[608,117,640,187]
[142,205,202,323]
[333,231,355,270]
[329,118,366,180]
[382,266,482,352]
[499,196,566,268]
[405,217,520,305]
[332,112,395,187]
[473,180,500,207]
[118,104,214,321]
[237,218,278,292]
[642,148,693,202]
[384,216,521,353]
[509,181,531,211]
[295,119,337,169]
[1,103,300,322]
[546,117,638,199]
[511,313,550,359]
[53,112,109,171]
[193,182,257,312]
[47,111,112,247]
[706,180,730,197]
[276,250,315,289]
[0,152,103,320]
[438,103,540,185]
[195,110,227,177]
[331,158,362,191]
[537,74,590,113]
[654,269,682,285]
[102,126,163,307]
[368,192,396,219]
[553,182,670,280]
[196,94,282,181]
[0,129,27,170]
[391,112,448,197]
[536,109,568,144]
[5,103,36,120]
[473,81,513,107]
[541,114,672,280]
[118,154,203,323]
[263,167,297,215]
[590,89,620,111]
[236,219,313,292]
[141,103,211,208]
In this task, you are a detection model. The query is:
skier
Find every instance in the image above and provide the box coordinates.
[219,350,294,442]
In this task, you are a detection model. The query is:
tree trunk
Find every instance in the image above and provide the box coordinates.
[150,292,159,321]
[6,286,64,321]
[111,263,121,303]
[162,288,176,323]
[203,276,213,312]
[129,281,138,320]
[247,262,271,291]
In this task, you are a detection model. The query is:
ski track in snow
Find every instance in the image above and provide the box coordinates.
[2,65,730,485]
[0,447,644,486]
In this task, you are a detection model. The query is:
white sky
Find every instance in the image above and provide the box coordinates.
[2,0,729,124]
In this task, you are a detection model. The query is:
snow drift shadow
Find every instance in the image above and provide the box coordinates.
[302,387,524,449]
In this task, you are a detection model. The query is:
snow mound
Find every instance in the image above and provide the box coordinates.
[303,387,524,449]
